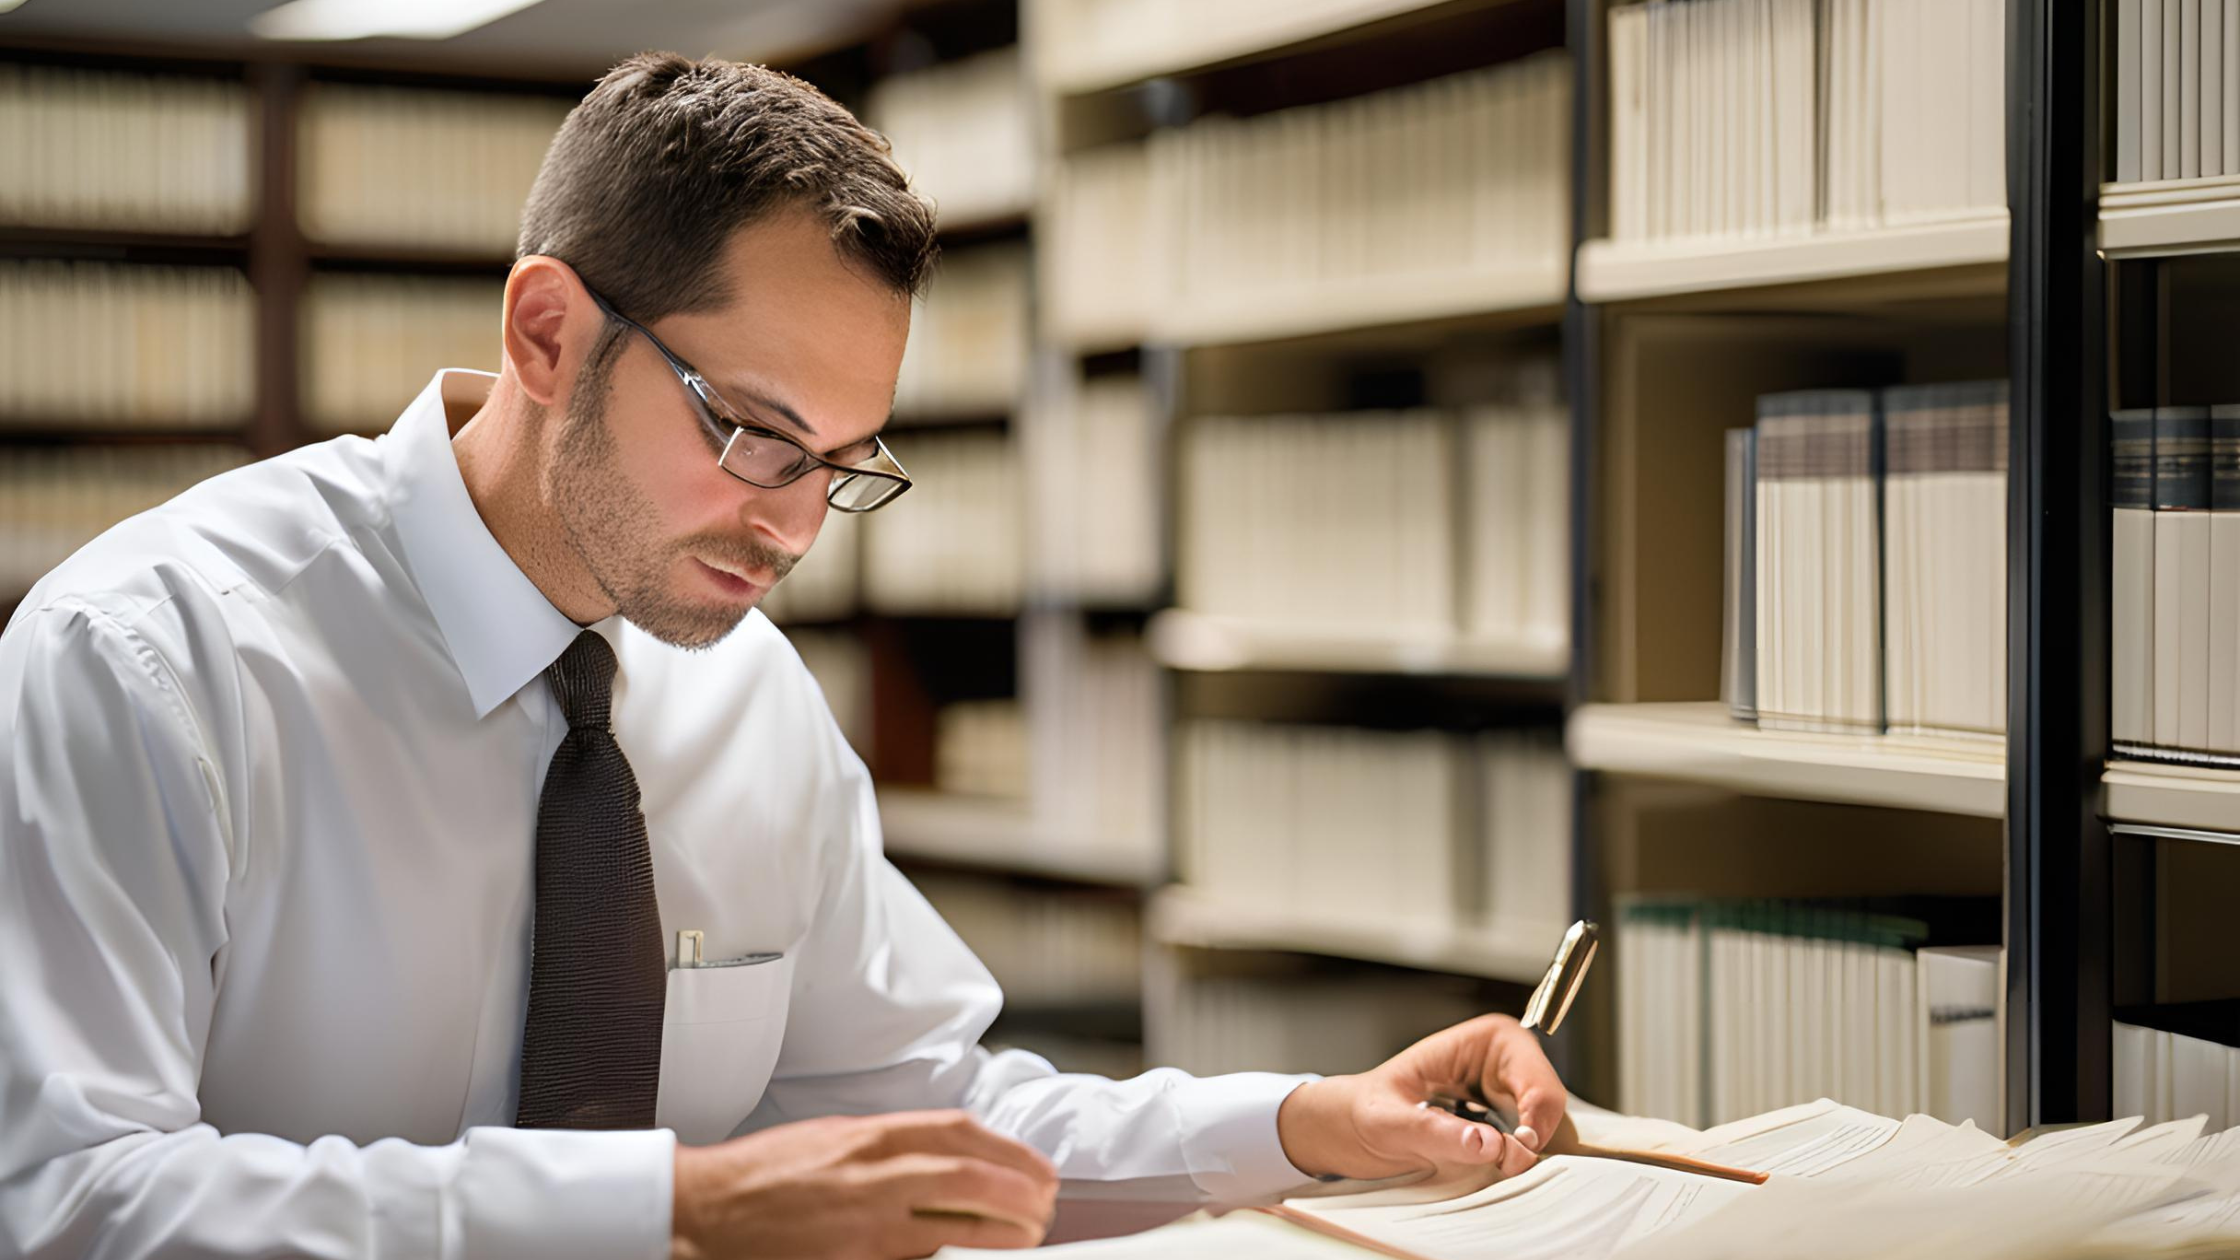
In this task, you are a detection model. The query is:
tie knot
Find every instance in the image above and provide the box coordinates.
[546,631,617,731]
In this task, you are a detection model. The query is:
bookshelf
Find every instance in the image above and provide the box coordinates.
[2101,177,2240,258]
[1560,0,2125,1130]
[1147,609,1569,678]
[1575,213,2011,305]
[877,788,1164,887]
[1033,0,1482,96]
[1148,887,1558,985]
[1568,702,2007,819]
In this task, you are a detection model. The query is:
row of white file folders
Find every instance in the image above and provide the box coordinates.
[2113,408,2240,764]
[1723,380,2009,738]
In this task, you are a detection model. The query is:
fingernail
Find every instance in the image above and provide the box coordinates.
[1515,1125,1540,1151]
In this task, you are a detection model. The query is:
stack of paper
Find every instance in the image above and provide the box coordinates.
[299,273,504,435]
[1606,0,2005,245]
[1616,897,2000,1130]
[1045,54,1568,343]
[861,429,1024,615]
[297,83,570,253]
[2114,0,2240,183]
[1752,389,1885,734]
[0,260,255,430]
[0,444,250,599]
[0,62,253,234]
[959,1101,2240,1259]
[895,243,1030,418]
[2110,405,2240,763]
[865,48,1033,228]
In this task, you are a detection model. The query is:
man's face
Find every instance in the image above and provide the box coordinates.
[545,211,910,649]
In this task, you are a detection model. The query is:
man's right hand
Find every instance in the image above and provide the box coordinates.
[671,1109,1060,1260]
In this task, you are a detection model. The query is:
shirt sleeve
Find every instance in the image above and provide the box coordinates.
[741,733,1319,1206]
[0,600,673,1260]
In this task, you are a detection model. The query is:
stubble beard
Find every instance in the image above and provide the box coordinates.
[545,350,801,651]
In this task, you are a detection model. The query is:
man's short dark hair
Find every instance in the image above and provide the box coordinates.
[519,51,939,324]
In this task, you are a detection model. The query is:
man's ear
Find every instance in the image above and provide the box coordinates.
[503,256,586,409]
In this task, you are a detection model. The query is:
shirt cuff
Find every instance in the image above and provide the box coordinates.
[1170,1072,1321,1204]
[454,1126,675,1260]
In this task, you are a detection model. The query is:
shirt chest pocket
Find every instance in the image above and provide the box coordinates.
[655,954,794,1145]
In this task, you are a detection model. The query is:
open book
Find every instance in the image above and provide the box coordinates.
[945,1099,2240,1260]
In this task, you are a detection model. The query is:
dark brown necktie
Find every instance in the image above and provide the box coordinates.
[516,631,666,1129]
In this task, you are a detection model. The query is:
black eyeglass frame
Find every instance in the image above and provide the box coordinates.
[580,283,912,513]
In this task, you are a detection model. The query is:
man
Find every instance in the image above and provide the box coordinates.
[0,53,1568,1260]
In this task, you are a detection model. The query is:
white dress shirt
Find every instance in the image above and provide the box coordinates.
[0,369,1313,1260]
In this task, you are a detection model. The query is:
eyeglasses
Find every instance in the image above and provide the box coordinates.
[581,284,912,513]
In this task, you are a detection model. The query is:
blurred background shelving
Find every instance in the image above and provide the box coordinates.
[5,0,2214,1138]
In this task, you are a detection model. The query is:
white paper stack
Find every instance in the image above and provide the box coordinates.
[894,242,1029,418]
[1477,729,1574,944]
[935,699,1030,799]
[1618,898,1999,1131]
[758,511,860,625]
[1753,389,1884,734]
[0,63,254,234]
[912,869,1143,1006]
[299,272,504,435]
[861,429,1024,614]
[297,83,569,253]
[1881,382,2009,737]
[865,48,1033,228]
[1178,720,1462,936]
[1147,966,1481,1078]
[0,443,250,597]
[0,260,255,429]
[1046,53,1568,343]
[1608,0,2005,245]
[2114,0,2240,183]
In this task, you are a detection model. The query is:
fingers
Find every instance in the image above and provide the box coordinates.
[882,1151,1058,1241]
[1402,1103,1537,1176]
[871,1110,1060,1187]
[899,1208,1045,1256]
[1477,1022,1567,1153]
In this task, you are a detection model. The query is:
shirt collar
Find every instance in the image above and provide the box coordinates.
[385,369,587,720]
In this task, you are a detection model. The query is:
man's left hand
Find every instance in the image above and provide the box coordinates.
[1274,1013,1567,1184]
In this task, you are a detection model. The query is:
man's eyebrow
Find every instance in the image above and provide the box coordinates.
[713,375,818,441]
